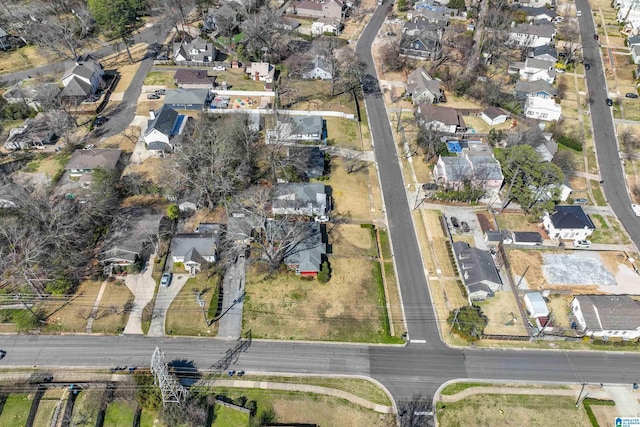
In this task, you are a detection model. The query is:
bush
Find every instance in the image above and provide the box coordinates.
[448,305,487,342]
[14,309,44,332]
[360,223,375,229]
[317,261,330,283]
[45,278,74,295]
[134,372,162,411]
[557,136,583,152]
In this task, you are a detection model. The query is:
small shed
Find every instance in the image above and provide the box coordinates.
[512,231,543,245]
[524,292,549,318]
[480,106,509,126]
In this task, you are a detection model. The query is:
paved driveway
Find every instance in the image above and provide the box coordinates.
[217,256,247,339]
[123,255,157,335]
[147,274,189,337]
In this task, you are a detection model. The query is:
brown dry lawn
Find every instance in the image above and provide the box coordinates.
[183,208,226,232]
[479,291,529,336]
[326,156,373,221]
[0,45,57,74]
[506,249,545,289]
[436,394,591,427]
[243,257,389,342]
[100,126,139,152]
[412,210,437,274]
[91,280,134,334]
[463,115,514,134]
[546,294,572,329]
[273,394,389,426]
[329,224,377,258]
[495,213,546,234]
[166,274,219,336]
[591,402,620,427]
[134,99,164,115]
[42,280,103,333]
[123,157,172,185]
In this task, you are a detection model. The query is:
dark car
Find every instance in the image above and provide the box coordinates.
[584,63,590,71]
[155,89,166,95]
[450,216,459,228]
[626,92,639,99]
[460,221,471,233]
[94,116,108,127]
[593,34,599,41]
[574,198,588,205]
[606,98,613,106]
[0,350,5,360]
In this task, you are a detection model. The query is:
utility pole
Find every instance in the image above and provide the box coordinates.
[575,382,586,407]
[449,308,460,337]
[516,266,529,289]
[151,347,188,406]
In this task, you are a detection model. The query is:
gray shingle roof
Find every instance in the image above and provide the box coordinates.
[292,115,323,136]
[272,183,327,214]
[66,149,121,171]
[407,67,441,97]
[174,69,215,85]
[418,104,464,127]
[60,76,92,97]
[100,208,161,264]
[145,105,178,138]
[550,205,595,229]
[483,106,507,119]
[514,79,557,96]
[278,221,326,273]
[453,241,502,290]
[171,233,219,261]
[575,295,640,331]
[164,88,210,106]
[288,146,325,179]
[512,23,555,38]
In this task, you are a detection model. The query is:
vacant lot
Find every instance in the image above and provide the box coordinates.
[479,291,528,336]
[123,157,172,185]
[506,249,545,289]
[437,394,590,427]
[100,126,139,152]
[165,274,220,336]
[91,280,134,334]
[214,387,390,427]
[325,116,362,150]
[243,257,391,342]
[42,280,103,333]
[143,71,176,87]
[0,45,55,74]
[495,213,546,234]
[329,224,377,257]
[326,156,374,221]
[546,294,572,329]
[33,389,64,426]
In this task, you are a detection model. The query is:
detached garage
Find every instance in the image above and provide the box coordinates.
[481,106,509,126]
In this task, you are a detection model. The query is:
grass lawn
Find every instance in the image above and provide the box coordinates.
[91,280,134,334]
[166,273,220,336]
[608,215,632,244]
[590,214,608,229]
[621,99,640,121]
[0,394,31,427]
[143,71,176,87]
[237,375,392,406]
[123,157,172,186]
[243,258,393,342]
[325,116,362,150]
[436,394,590,427]
[71,389,103,426]
[329,224,377,258]
[42,280,103,333]
[494,213,543,233]
[212,404,250,426]
[207,67,264,91]
[101,126,140,152]
[478,291,529,336]
[33,390,62,427]
[546,294,572,329]
[104,400,136,427]
[324,156,373,221]
[140,409,160,427]
[212,388,390,427]
[590,180,607,206]
[23,152,71,180]
[0,45,56,74]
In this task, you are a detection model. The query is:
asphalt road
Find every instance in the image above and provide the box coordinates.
[355,0,442,346]
[577,0,640,248]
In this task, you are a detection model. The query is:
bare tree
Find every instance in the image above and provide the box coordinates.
[416,125,445,162]
[620,127,640,160]
[397,394,433,427]
[240,5,288,61]
[343,150,366,173]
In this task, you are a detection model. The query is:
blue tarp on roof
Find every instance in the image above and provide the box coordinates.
[447,141,462,153]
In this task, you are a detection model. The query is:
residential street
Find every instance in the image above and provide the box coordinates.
[577,0,640,250]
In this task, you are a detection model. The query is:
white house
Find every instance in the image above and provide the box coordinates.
[542,205,595,241]
[519,57,556,84]
[143,106,187,152]
[271,183,328,217]
[267,115,324,143]
[311,18,340,35]
[571,295,640,340]
[173,36,216,62]
[524,292,550,318]
[303,56,333,80]
[524,96,562,121]
[508,23,555,48]
[480,106,509,126]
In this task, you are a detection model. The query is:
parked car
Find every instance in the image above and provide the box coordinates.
[450,216,459,228]
[584,63,590,71]
[606,98,613,106]
[460,221,470,233]
[314,215,329,223]
[212,65,226,71]
[155,89,166,95]
[94,116,108,127]
[156,54,169,60]
[160,272,172,287]
[593,34,599,41]
[147,93,160,100]
[626,92,639,99]
[0,350,5,360]
[574,198,588,205]
[631,204,640,217]
[573,240,591,248]
[83,144,95,150]
[577,10,582,17]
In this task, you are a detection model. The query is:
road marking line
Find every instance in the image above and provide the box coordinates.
[411,339,427,343]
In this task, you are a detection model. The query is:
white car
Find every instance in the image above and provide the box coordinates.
[632,204,640,217]
[84,144,95,150]
[573,240,592,248]
[577,11,582,17]
[314,215,329,223]
[212,66,226,71]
